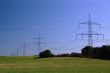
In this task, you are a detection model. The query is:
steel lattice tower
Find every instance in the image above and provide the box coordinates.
[35,35,46,55]
[76,13,104,47]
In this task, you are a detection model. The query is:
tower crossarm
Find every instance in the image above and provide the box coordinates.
[76,33,104,40]
[79,21,101,29]
[91,22,101,29]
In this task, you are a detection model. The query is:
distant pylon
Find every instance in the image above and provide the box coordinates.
[17,48,18,56]
[35,35,46,55]
[76,13,104,47]
[22,41,27,56]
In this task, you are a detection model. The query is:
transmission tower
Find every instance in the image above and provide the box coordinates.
[22,41,27,56]
[16,48,18,56]
[76,13,104,47]
[35,35,46,55]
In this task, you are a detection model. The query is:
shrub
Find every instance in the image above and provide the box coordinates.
[39,50,53,58]
[70,52,81,57]
[81,46,93,57]
[57,53,70,57]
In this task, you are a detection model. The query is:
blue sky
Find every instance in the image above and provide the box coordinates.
[0,0,110,56]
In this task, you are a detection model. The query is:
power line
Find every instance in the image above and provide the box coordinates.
[47,32,74,44]
[46,40,84,51]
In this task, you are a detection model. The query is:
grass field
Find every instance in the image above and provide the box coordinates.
[0,56,110,73]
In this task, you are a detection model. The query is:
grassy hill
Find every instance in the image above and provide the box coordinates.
[0,56,110,73]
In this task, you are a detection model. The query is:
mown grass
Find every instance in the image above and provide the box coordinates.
[0,56,110,73]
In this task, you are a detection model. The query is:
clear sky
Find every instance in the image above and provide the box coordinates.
[0,0,110,56]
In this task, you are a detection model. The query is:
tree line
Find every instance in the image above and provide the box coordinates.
[38,45,110,60]
[81,45,110,59]
[38,50,81,58]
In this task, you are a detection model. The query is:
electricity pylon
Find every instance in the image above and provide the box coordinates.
[16,48,18,56]
[35,35,46,55]
[22,41,28,56]
[76,13,104,47]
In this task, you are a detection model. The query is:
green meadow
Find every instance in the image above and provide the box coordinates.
[0,56,110,73]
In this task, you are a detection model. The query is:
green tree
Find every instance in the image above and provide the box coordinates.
[39,50,53,58]
[81,46,93,57]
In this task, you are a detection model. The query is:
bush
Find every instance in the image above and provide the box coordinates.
[55,53,81,57]
[39,50,53,58]
[57,53,70,57]
[81,46,93,57]
[70,52,81,57]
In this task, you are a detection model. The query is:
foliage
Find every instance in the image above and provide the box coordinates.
[39,50,53,58]
[56,53,70,57]
[81,46,94,58]
[70,52,81,57]
[55,52,81,57]
[81,45,110,59]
